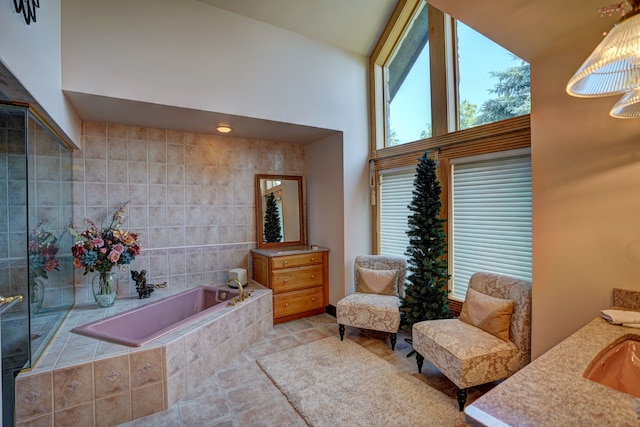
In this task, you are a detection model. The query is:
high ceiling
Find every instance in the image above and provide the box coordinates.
[197,0,398,57]
[63,0,620,143]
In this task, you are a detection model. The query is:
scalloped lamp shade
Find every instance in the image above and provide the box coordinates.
[567,9,640,97]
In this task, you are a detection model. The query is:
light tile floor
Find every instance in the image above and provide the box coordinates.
[119,314,493,426]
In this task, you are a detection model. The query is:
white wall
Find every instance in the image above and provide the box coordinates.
[531,45,640,357]
[61,0,364,133]
[61,0,372,304]
[0,0,81,144]
[307,133,346,305]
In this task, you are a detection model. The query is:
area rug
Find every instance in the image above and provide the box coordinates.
[257,336,465,427]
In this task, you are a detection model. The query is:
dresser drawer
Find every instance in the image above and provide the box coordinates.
[271,253,323,269]
[273,286,324,318]
[272,265,323,293]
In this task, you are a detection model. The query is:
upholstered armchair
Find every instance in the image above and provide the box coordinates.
[336,255,407,350]
[412,272,532,411]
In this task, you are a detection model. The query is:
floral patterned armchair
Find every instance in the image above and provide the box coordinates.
[336,255,406,350]
[412,272,532,411]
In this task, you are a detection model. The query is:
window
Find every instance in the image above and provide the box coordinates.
[370,1,530,147]
[370,1,532,308]
[378,168,416,258]
[456,22,531,130]
[450,150,532,301]
[385,2,431,146]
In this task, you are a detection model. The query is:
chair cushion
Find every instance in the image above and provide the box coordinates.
[356,267,398,295]
[336,293,401,333]
[459,288,514,341]
[412,319,519,389]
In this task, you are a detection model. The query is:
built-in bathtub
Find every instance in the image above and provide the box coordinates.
[14,283,273,426]
[71,286,240,347]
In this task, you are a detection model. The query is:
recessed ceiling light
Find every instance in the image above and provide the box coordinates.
[216,125,233,134]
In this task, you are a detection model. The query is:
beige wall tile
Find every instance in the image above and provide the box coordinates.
[93,354,130,398]
[130,348,163,389]
[95,392,131,427]
[53,402,94,427]
[15,412,53,427]
[14,372,53,421]
[164,337,185,378]
[53,363,94,411]
[165,370,186,408]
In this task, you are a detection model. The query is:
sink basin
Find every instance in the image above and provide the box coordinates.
[584,337,640,398]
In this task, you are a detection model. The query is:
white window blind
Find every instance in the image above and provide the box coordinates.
[451,151,532,301]
[379,168,416,258]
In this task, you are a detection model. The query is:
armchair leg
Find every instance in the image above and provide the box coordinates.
[456,388,467,411]
[339,324,345,341]
[390,333,397,350]
[416,353,424,373]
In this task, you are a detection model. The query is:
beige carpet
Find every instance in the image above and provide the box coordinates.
[257,336,466,427]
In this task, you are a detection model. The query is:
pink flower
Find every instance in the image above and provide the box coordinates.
[107,250,120,263]
[113,243,124,253]
[100,248,107,254]
[44,259,59,272]
[91,238,104,248]
[73,258,82,269]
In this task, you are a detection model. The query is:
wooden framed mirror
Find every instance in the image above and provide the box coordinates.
[255,174,305,249]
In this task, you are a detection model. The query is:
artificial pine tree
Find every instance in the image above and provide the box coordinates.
[263,192,283,242]
[400,150,452,330]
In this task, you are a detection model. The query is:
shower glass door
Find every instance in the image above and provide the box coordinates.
[0,103,74,426]
[1,104,30,426]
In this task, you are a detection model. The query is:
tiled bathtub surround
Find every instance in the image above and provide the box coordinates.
[14,284,273,426]
[72,121,306,304]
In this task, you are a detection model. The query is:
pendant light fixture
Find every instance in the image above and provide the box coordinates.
[610,88,640,116]
[566,0,640,97]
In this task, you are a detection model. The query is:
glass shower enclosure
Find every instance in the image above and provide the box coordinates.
[0,103,74,425]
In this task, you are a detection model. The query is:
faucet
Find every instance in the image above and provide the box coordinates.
[226,278,244,302]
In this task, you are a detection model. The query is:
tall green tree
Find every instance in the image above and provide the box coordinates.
[263,192,282,243]
[476,58,530,125]
[458,99,478,130]
[400,151,451,330]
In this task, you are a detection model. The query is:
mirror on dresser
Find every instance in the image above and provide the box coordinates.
[255,174,305,248]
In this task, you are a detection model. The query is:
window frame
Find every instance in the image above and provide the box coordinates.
[369,1,532,312]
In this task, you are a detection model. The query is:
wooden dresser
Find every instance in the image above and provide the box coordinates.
[251,247,329,323]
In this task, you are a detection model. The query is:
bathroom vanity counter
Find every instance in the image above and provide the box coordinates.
[251,247,329,323]
[465,291,640,426]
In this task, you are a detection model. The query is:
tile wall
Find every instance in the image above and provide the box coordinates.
[72,121,306,303]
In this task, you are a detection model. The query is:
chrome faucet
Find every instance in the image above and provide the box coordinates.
[226,278,244,302]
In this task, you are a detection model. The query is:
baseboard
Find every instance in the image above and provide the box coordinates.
[325,304,336,317]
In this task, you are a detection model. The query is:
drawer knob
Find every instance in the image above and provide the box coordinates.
[312,297,315,301]
[284,261,288,264]
[284,279,288,283]
[285,303,289,307]
[311,275,315,279]
[311,257,315,261]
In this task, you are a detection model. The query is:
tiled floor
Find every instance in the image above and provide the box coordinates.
[119,314,493,426]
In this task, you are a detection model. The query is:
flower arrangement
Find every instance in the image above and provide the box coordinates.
[70,203,141,298]
[28,221,60,279]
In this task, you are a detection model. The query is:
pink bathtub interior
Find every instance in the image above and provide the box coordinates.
[71,286,239,347]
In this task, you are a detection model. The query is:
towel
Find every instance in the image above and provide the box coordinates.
[600,309,640,325]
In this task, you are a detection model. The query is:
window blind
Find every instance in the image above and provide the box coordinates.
[379,168,416,258]
[451,153,532,301]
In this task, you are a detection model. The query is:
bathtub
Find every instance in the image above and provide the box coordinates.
[71,286,240,347]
